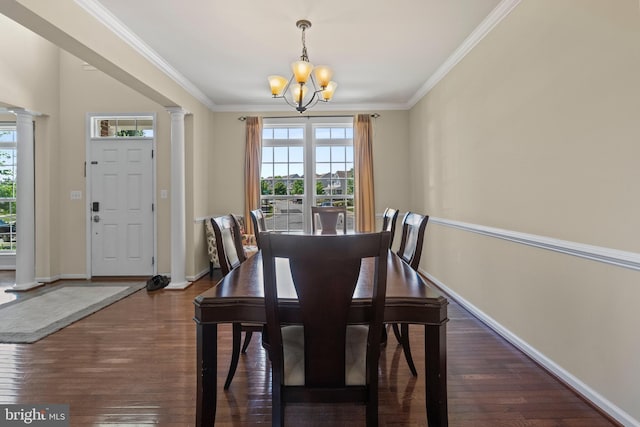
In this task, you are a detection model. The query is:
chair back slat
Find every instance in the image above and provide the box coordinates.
[250,209,267,249]
[211,214,246,275]
[381,208,399,248]
[396,212,429,270]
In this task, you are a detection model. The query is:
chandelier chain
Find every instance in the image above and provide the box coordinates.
[300,25,309,62]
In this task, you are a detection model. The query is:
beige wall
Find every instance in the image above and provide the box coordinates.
[410,0,640,422]
[0,14,61,278]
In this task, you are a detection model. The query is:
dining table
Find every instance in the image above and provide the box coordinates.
[193,248,449,426]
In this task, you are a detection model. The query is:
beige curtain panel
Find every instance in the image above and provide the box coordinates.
[354,114,375,232]
[244,116,262,235]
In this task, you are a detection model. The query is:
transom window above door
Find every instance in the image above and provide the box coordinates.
[90,116,154,138]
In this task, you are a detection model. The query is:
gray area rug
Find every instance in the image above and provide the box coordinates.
[0,281,145,343]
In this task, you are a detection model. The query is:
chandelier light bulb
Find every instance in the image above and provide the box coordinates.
[314,66,333,88]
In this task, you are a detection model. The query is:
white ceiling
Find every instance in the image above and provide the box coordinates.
[85,0,511,112]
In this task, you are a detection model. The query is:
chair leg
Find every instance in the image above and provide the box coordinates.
[224,323,242,390]
[392,323,402,343]
[381,325,388,347]
[272,378,284,427]
[209,261,213,279]
[366,368,379,427]
[241,330,253,354]
[399,324,418,377]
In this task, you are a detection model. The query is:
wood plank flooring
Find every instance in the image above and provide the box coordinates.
[0,271,617,426]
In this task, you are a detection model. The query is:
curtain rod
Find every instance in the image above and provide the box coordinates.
[238,113,380,121]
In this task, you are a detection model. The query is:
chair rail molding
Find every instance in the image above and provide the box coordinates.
[430,217,640,272]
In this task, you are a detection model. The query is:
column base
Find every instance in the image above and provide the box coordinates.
[165,280,192,290]
[5,282,44,292]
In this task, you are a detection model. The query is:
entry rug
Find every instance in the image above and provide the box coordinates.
[0,282,145,343]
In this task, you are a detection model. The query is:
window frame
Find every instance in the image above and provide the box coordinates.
[0,122,17,252]
[261,117,354,233]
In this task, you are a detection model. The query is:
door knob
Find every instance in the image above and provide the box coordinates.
[93,215,100,223]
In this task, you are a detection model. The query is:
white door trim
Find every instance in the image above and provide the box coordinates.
[85,112,157,278]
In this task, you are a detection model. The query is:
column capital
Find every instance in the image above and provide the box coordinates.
[166,106,188,116]
[8,108,42,118]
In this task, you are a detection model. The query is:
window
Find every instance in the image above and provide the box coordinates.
[260,118,354,232]
[90,116,154,138]
[0,123,17,252]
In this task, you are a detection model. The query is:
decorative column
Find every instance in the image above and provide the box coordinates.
[164,107,191,289]
[7,109,41,292]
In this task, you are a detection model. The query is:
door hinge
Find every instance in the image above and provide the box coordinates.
[152,257,155,266]
[151,149,154,159]
[152,203,154,212]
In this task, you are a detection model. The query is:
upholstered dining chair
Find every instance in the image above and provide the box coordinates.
[249,208,267,249]
[260,231,391,426]
[391,212,429,377]
[211,214,263,389]
[311,206,347,234]
[381,207,399,249]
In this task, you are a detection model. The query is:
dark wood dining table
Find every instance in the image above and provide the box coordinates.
[193,249,449,426]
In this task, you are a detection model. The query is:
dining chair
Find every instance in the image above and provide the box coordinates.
[211,214,263,390]
[311,205,347,234]
[260,231,391,427]
[380,208,399,347]
[249,208,267,249]
[381,207,399,249]
[391,211,429,377]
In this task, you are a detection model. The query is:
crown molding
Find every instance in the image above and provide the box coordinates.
[408,0,523,107]
[74,0,216,110]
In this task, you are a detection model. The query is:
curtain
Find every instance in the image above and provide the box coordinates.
[354,114,375,232]
[244,116,262,235]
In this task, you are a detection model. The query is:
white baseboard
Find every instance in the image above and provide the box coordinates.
[187,268,210,283]
[423,271,639,427]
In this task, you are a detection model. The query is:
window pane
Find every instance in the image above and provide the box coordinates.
[315,128,330,139]
[331,128,346,139]
[262,146,273,162]
[289,146,303,162]
[289,127,304,139]
[346,128,353,139]
[289,163,303,176]
[273,128,288,139]
[0,150,14,166]
[316,146,330,162]
[262,128,273,139]
[346,149,354,162]
[290,179,304,195]
[261,163,273,179]
[0,131,16,142]
[315,163,330,175]
[261,179,274,195]
[274,146,288,162]
[273,164,288,177]
[332,163,346,174]
[331,146,346,162]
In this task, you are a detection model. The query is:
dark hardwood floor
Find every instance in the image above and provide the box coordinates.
[0,270,617,426]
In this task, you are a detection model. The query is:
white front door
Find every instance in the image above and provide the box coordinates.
[90,139,154,276]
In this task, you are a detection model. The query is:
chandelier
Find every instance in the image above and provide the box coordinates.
[268,20,337,113]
